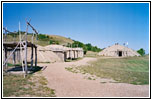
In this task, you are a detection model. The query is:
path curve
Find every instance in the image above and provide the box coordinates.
[39,57,149,97]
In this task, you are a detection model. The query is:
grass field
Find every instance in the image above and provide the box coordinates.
[3,34,74,46]
[77,55,149,85]
[3,73,55,97]
[85,51,99,57]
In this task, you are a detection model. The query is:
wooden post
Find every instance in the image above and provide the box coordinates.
[77,50,79,58]
[31,45,33,68]
[64,52,66,62]
[69,50,70,59]
[16,51,18,63]
[24,41,28,75]
[18,50,20,63]
[4,47,7,70]
[13,50,16,65]
[35,47,37,67]
[73,50,76,58]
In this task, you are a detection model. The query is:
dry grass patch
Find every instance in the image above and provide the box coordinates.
[3,73,55,97]
[85,51,99,57]
[77,56,149,85]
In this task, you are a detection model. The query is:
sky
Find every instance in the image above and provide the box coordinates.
[3,3,149,53]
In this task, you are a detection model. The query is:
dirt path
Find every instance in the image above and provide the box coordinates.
[39,57,149,97]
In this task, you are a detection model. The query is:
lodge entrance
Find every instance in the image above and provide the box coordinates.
[118,51,122,57]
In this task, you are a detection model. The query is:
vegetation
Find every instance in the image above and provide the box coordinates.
[4,32,102,53]
[37,34,49,40]
[77,56,149,85]
[137,48,145,56]
[67,40,102,54]
[3,73,55,97]
[49,39,59,45]
[85,51,99,57]
[4,32,73,46]
[85,43,101,52]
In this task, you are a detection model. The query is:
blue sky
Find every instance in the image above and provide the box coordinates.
[3,3,149,53]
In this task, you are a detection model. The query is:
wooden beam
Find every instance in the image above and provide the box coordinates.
[77,51,78,58]
[64,52,66,62]
[31,45,34,68]
[74,50,76,59]
[35,47,37,67]
[13,51,16,65]
[4,47,8,70]
[24,41,28,75]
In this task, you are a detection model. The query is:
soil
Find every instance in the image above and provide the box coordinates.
[39,57,149,97]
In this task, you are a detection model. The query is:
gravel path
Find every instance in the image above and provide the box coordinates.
[39,57,149,97]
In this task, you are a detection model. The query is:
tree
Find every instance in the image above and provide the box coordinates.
[137,48,145,56]
[85,43,92,51]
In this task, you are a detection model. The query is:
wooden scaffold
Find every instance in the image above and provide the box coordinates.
[3,19,39,77]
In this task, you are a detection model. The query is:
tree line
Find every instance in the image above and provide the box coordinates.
[66,40,102,54]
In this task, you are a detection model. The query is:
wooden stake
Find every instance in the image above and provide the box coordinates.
[24,22,28,75]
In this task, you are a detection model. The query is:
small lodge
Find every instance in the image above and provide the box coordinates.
[98,43,140,57]
[45,45,84,61]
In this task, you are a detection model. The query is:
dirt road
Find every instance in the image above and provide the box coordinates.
[39,57,149,97]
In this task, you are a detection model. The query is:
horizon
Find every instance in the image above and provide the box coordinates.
[3,3,149,54]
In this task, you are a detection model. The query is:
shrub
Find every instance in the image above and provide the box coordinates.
[49,40,59,45]
[137,48,145,56]
[38,34,49,40]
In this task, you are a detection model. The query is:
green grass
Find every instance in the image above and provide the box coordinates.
[77,56,149,85]
[3,74,55,97]
[7,63,21,67]
[4,34,74,46]
[85,51,98,57]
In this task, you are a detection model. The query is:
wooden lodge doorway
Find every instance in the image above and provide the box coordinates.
[118,51,122,57]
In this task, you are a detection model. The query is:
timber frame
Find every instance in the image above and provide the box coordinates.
[3,20,38,77]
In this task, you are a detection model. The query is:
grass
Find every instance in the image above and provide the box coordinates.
[85,51,99,57]
[65,67,79,73]
[4,34,74,46]
[49,35,74,45]
[38,62,50,64]
[3,73,55,97]
[77,55,149,85]
[7,63,21,67]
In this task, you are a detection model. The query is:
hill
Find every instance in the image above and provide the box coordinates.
[49,35,74,46]
[3,32,74,46]
[3,32,102,53]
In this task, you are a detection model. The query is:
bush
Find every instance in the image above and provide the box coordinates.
[38,34,49,40]
[49,40,59,45]
[137,48,145,56]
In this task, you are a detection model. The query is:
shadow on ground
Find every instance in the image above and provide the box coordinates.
[7,65,43,74]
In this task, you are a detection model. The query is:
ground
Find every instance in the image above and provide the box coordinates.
[3,56,149,97]
[39,57,149,97]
